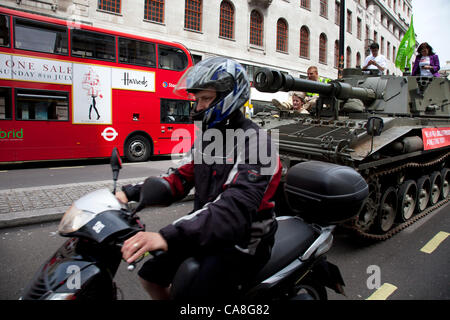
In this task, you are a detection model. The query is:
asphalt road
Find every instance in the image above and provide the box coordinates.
[0,200,448,300]
[0,202,192,300]
[0,159,448,301]
[328,203,450,300]
[0,156,183,190]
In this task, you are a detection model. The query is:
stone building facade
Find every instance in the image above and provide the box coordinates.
[3,0,412,80]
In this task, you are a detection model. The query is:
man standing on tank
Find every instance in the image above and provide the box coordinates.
[362,42,387,74]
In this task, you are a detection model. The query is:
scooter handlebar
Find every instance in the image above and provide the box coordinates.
[126,249,165,272]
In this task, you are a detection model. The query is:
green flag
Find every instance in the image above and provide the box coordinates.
[395,15,416,72]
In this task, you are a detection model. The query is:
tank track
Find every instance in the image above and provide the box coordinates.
[344,151,450,241]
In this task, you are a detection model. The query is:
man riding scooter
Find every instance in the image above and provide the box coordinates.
[116,57,282,301]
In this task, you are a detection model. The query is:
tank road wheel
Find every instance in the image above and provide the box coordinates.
[440,168,449,200]
[375,187,397,234]
[415,175,431,213]
[429,171,442,206]
[397,180,417,222]
[356,177,381,232]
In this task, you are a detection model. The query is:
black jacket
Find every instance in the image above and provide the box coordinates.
[126,111,281,256]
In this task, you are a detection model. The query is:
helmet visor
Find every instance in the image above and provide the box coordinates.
[173,63,234,99]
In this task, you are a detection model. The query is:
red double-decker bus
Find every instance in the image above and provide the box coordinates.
[0,7,194,163]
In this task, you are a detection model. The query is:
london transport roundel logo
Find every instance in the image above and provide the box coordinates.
[101,127,118,142]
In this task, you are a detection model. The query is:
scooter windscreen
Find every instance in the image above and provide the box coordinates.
[58,188,123,234]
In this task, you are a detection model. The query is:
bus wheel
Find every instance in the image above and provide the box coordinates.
[125,135,151,162]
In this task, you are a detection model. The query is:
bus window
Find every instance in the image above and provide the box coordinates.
[161,99,192,123]
[158,45,188,71]
[0,14,9,47]
[14,18,67,54]
[15,89,69,121]
[0,88,12,119]
[71,29,115,61]
[119,37,156,67]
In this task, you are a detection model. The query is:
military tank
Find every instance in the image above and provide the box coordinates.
[254,68,450,240]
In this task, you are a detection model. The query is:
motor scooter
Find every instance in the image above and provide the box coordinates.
[21,148,368,300]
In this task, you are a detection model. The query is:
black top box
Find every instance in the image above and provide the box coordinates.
[284,161,368,224]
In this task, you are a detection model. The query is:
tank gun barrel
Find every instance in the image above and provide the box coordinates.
[254,68,376,102]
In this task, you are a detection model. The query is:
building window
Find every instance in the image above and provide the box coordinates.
[145,0,164,23]
[299,26,309,58]
[334,40,339,68]
[184,0,202,32]
[249,10,263,47]
[319,33,327,64]
[356,51,361,68]
[276,19,288,52]
[300,0,310,9]
[98,0,121,14]
[387,41,391,60]
[335,1,340,25]
[357,18,362,40]
[219,1,234,39]
[381,36,384,55]
[320,0,328,18]
[346,46,352,68]
[347,10,352,33]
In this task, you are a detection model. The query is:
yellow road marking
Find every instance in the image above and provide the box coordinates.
[420,231,450,254]
[366,283,398,300]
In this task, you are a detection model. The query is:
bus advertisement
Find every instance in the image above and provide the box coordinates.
[0,7,194,163]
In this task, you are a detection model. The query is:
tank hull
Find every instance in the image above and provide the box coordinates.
[254,68,450,240]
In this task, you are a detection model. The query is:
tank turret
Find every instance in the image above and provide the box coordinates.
[254,68,450,118]
[256,68,450,240]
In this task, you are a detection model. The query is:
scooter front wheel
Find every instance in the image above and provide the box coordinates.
[291,279,327,300]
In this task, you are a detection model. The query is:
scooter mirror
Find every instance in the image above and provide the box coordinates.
[110,148,122,194]
[111,147,122,176]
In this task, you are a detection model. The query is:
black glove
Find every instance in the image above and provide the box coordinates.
[127,177,174,212]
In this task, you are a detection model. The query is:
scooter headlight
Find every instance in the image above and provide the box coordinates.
[47,292,76,300]
[58,204,96,235]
